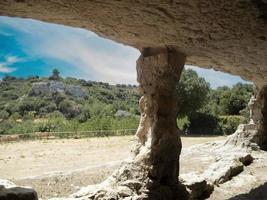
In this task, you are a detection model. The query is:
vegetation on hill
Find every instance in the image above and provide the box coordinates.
[0,68,253,136]
[177,70,253,135]
[0,70,140,135]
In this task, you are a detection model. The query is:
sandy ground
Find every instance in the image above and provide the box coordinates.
[0,135,226,199]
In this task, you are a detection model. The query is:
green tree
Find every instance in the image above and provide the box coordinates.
[209,83,253,115]
[176,69,210,118]
[49,68,61,80]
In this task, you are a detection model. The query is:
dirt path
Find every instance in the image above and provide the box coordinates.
[0,135,226,199]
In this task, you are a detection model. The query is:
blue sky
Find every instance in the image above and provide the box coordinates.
[0,16,250,88]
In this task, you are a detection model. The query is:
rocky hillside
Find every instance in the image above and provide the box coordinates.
[0,76,140,121]
[0,75,141,135]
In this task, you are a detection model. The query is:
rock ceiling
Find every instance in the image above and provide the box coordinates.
[1,0,267,86]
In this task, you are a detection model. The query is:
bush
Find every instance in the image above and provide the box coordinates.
[37,116,65,132]
[0,120,15,134]
[0,110,9,120]
[46,111,65,119]
[219,115,246,135]
[23,111,36,120]
[59,100,81,119]
[187,112,221,135]
[8,120,36,134]
[18,100,35,115]
[10,112,22,121]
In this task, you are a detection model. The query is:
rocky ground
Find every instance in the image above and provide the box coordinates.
[1,135,267,199]
[0,135,226,199]
[181,141,267,199]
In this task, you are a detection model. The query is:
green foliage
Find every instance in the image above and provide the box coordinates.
[59,100,81,119]
[0,68,253,137]
[9,112,22,121]
[49,68,61,80]
[208,83,253,116]
[176,69,210,118]
[219,115,246,135]
[176,117,189,130]
[0,110,9,120]
[7,120,36,135]
[186,112,221,135]
[0,120,16,134]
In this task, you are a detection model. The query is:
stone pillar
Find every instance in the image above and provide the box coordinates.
[75,48,188,200]
[135,47,186,198]
[256,86,267,150]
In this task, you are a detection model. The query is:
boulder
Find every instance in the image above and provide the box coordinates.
[0,179,38,200]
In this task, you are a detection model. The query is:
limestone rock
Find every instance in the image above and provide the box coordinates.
[181,172,214,200]
[225,86,267,150]
[1,1,267,86]
[0,179,38,200]
[30,81,86,98]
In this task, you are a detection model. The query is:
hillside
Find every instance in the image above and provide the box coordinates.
[0,75,141,135]
[0,69,253,137]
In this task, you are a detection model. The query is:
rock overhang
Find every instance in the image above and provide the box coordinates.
[0,0,267,86]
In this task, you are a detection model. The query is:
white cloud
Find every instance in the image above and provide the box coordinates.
[6,56,19,63]
[42,39,140,84]
[0,64,16,73]
[8,18,141,84]
[0,16,140,84]
[0,56,19,73]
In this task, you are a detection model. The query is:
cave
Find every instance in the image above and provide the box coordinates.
[0,0,267,199]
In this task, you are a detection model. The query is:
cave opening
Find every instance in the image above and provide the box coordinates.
[0,6,266,198]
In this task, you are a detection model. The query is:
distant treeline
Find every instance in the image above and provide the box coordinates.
[0,68,253,136]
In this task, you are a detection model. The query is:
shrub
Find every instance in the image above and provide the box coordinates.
[0,120,15,134]
[8,120,37,134]
[46,111,65,119]
[59,100,81,119]
[9,112,22,121]
[187,112,221,135]
[0,110,9,120]
[23,111,36,120]
[219,115,246,135]
[37,122,56,132]
[18,100,35,115]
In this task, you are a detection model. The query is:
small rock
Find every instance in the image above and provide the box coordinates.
[181,172,214,199]
[116,186,132,197]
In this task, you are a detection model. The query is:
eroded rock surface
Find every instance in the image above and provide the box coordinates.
[30,81,86,98]
[226,85,267,150]
[1,0,267,86]
[1,1,267,199]
[0,179,38,200]
[50,48,188,200]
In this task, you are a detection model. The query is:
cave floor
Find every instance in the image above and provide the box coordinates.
[1,135,267,200]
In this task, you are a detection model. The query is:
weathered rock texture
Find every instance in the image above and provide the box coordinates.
[135,47,186,199]
[1,0,267,146]
[0,179,38,200]
[1,1,267,199]
[50,48,188,200]
[30,81,86,98]
[226,85,267,150]
[1,0,267,86]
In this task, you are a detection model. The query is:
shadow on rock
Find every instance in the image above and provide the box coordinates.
[228,182,267,200]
